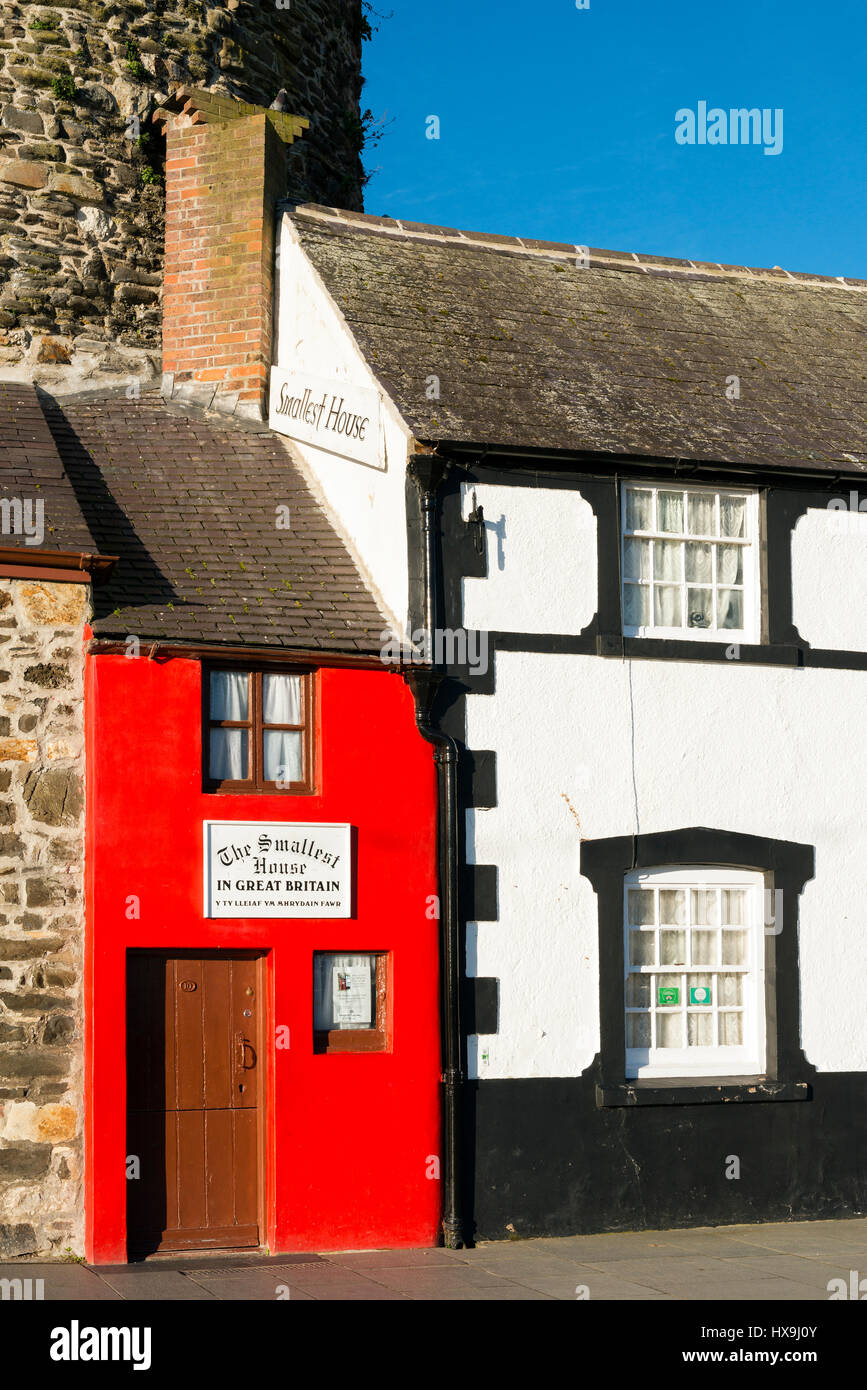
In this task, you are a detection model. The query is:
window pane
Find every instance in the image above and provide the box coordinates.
[687,492,716,536]
[314,953,376,1030]
[692,890,719,926]
[209,727,248,780]
[659,930,686,965]
[722,930,748,965]
[623,583,650,627]
[263,729,303,784]
[718,545,743,585]
[721,495,746,538]
[719,974,743,1006]
[657,490,684,533]
[691,930,718,965]
[628,889,655,925]
[687,1012,713,1046]
[686,587,713,628]
[688,975,712,1004]
[685,541,713,583]
[625,488,653,532]
[657,1012,683,1048]
[722,890,746,925]
[623,538,651,580]
[210,670,248,720]
[626,974,650,1006]
[629,932,655,966]
[653,540,681,580]
[719,1012,743,1045]
[718,589,743,630]
[654,585,682,627]
[659,889,686,924]
[626,1012,651,1047]
[263,673,302,724]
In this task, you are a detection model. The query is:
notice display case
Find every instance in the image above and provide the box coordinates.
[313,952,388,1053]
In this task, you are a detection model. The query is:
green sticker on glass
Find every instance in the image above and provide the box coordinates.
[658,986,679,1005]
[690,985,712,1005]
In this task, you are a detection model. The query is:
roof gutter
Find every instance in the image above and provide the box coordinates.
[0,547,117,585]
[404,454,464,1251]
[420,440,867,487]
[87,638,396,669]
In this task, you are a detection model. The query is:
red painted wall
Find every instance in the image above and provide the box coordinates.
[84,652,441,1263]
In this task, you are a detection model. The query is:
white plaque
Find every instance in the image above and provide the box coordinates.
[204,821,351,918]
[269,366,383,468]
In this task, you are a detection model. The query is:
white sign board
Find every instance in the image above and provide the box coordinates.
[269,367,382,468]
[204,821,351,918]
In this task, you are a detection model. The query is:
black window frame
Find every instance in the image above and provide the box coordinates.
[580,827,814,1106]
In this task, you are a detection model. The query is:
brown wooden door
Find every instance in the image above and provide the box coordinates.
[126,953,262,1255]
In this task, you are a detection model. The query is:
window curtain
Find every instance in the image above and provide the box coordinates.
[263,673,301,724]
[263,730,302,782]
[210,670,248,720]
[209,671,248,779]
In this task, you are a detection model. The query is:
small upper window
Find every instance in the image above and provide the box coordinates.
[624,866,766,1079]
[205,668,313,792]
[621,483,759,642]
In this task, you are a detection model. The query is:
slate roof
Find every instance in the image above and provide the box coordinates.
[0,381,98,554]
[289,205,867,475]
[0,386,387,653]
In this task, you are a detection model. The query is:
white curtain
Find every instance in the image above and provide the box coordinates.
[263,673,301,724]
[687,492,715,536]
[210,670,248,720]
[654,585,682,627]
[209,671,248,779]
[210,728,247,779]
[721,495,746,538]
[264,730,302,783]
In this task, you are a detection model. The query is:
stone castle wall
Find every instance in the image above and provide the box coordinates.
[0,0,365,396]
[0,578,88,1259]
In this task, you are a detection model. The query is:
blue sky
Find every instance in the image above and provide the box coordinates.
[361,0,866,278]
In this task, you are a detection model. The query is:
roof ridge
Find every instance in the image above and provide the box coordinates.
[288,203,867,291]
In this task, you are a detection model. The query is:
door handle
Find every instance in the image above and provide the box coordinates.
[235,1032,256,1071]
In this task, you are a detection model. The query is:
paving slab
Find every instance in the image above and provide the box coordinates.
[181,1269,316,1301]
[92,1270,217,1300]
[303,1283,409,1301]
[712,1252,857,1292]
[0,1263,122,1300]
[578,1253,830,1301]
[323,1248,458,1270]
[367,1265,518,1294]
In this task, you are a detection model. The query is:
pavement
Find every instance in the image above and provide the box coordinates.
[2,1217,865,1300]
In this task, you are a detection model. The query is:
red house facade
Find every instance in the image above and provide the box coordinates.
[86,648,440,1264]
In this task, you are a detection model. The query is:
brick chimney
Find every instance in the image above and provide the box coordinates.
[155,89,308,421]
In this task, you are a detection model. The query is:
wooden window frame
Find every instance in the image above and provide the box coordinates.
[313,952,389,1054]
[204,665,315,794]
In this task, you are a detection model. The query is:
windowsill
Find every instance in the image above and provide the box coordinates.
[597,634,802,666]
[596,1077,811,1107]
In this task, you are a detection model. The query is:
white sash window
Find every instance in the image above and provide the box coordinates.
[624,866,766,1078]
[622,483,760,642]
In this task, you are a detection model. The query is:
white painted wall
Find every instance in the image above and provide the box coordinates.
[460,483,598,634]
[792,507,867,652]
[273,217,416,633]
[462,485,867,1081]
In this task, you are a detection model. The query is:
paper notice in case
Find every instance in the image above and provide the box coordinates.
[332,958,372,1028]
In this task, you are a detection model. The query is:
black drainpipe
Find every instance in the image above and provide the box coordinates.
[404,455,463,1250]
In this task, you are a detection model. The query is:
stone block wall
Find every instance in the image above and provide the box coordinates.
[0,0,365,397]
[0,578,88,1259]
